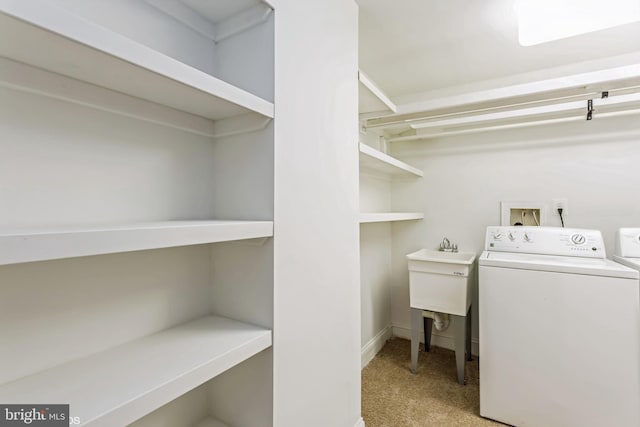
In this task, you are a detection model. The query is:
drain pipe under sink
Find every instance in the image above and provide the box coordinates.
[423,310,450,331]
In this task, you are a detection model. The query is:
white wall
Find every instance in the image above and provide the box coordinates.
[359,161,393,364]
[359,223,392,361]
[360,173,391,213]
[273,1,361,426]
[0,86,219,226]
[388,113,640,348]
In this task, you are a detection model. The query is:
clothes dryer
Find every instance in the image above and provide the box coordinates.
[614,227,640,272]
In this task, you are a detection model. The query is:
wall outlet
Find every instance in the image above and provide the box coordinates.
[552,198,568,218]
[501,201,546,226]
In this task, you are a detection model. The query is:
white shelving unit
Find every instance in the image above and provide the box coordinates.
[0,221,273,266]
[358,76,424,222]
[358,72,423,224]
[0,0,275,425]
[359,142,423,177]
[359,212,424,224]
[358,70,423,368]
[0,1,273,122]
[0,316,271,426]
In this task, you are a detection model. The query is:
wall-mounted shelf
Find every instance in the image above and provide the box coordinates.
[0,2,274,121]
[360,213,424,223]
[0,220,273,266]
[0,316,271,426]
[359,70,397,115]
[359,143,423,177]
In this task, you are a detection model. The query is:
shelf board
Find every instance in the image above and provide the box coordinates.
[0,220,273,266]
[0,316,271,427]
[358,70,396,115]
[0,2,274,121]
[359,213,424,223]
[359,143,423,177]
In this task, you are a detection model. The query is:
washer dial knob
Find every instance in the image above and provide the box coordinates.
[570,233,586,245]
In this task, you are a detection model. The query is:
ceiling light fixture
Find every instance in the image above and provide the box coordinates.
[515,0,640,46]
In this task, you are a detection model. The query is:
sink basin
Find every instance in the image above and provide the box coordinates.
[406,249,477,315]
[407,249,476,276]
[407,249,476,263]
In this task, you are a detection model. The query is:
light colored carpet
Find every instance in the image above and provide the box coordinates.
[361,338,505,427]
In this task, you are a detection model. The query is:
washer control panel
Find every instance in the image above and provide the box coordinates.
[615,228,640,257]
[486,226,605,258]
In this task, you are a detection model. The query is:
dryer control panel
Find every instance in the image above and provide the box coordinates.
[615,228,640,257]
[485,226,606,258]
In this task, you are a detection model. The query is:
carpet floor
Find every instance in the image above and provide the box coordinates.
[361,338,505,427]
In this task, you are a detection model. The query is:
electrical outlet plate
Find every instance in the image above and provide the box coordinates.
[501,201,546,226]
[552,198,568,218]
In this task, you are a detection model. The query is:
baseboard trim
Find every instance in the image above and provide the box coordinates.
[353,417,365,427]
[392,324,479,356]
[361,325,393,369]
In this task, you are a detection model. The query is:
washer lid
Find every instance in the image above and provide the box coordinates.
[480,251,639,279]
[613,255,640,271]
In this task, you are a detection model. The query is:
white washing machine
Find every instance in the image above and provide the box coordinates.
[479,226,640,427]
[615,228,640,272]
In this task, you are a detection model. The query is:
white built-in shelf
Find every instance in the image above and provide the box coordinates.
[359,143,423,177]
[0,2,274,121]
[359,70,397,115]
[0,316,272,427]
[0,220,273,266]
[359,213,424,223]
[194,418,230,427]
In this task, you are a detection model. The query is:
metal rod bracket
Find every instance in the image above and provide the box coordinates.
[586,99,593,121]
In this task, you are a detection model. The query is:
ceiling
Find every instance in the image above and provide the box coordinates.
[182,0,260,23]
[358,0,640,101]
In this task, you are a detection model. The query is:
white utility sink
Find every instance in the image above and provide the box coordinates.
[406,249,476,316]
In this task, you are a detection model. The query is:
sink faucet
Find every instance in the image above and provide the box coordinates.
[440,237,450,251]
[439,237,458,252]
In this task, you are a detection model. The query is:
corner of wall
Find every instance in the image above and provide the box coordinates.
[361,324,393,369]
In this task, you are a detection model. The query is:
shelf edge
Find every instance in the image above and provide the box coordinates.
[359,213,424,223]
[359,143,423,177]
[0,316,272,427]
[0,220,274,266]
[358,70,397,113]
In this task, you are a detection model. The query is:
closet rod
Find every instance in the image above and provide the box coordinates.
[364,84,640,131]
[386,99,640,142]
